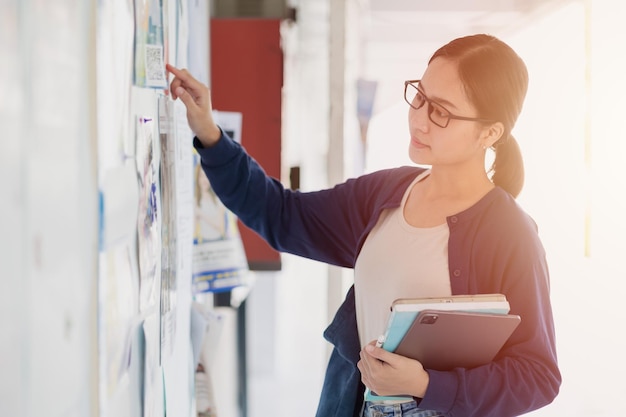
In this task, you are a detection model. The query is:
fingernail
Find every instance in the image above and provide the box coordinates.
[176,87,184,97]
[366,345,375,353]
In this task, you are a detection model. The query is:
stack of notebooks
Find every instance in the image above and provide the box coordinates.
[365,294,520,402]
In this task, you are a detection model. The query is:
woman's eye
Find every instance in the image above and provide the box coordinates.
[433,104,448,118]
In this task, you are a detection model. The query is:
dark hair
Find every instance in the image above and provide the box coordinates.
[429,34,528,198]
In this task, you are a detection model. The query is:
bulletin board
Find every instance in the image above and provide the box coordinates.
[96,0,204,415]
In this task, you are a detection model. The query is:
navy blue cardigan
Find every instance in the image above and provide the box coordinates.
[194,132,561,417]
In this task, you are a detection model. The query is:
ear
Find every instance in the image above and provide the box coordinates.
[480,122,505,149]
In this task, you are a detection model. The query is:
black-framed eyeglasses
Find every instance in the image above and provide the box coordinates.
[404,80,496,128]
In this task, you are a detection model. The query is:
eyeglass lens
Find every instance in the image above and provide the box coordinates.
[405,83,450,128]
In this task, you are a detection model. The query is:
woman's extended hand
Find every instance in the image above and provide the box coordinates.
[166,64,221,147]
[357,340,430,398]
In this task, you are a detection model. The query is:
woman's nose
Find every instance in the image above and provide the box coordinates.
[409,105,430,133]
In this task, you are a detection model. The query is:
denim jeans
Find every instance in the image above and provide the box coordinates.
[362,400,442,417]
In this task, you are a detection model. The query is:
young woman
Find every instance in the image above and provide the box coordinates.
[167,34,561,417]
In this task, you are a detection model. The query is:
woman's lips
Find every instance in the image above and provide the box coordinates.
[411,136,429,148]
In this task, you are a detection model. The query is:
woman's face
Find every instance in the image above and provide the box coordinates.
[407,57,488,169]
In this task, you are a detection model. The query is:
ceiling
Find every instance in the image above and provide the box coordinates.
[365,0,573,42]
[282,0,577,113]
[359,0,577,111]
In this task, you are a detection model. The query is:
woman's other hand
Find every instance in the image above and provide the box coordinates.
[357,340,430,398]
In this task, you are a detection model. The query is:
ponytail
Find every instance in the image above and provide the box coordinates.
[490,134,524,198]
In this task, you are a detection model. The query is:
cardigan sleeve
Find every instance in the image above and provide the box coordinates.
[193,131,381,268]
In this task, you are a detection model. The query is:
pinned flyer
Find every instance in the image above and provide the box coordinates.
[133,0,168,88]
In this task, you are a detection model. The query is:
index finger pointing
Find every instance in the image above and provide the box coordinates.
[168,65,205,90]
[165,63,181,77]
[166,64,194,84]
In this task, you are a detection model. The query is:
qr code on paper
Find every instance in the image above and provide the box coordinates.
[145,44,166,88]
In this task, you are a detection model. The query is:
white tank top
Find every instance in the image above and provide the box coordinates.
[354,170,451,347]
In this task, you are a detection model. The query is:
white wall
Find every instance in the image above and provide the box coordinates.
[0,1,99,416]
[511,2,626,416]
